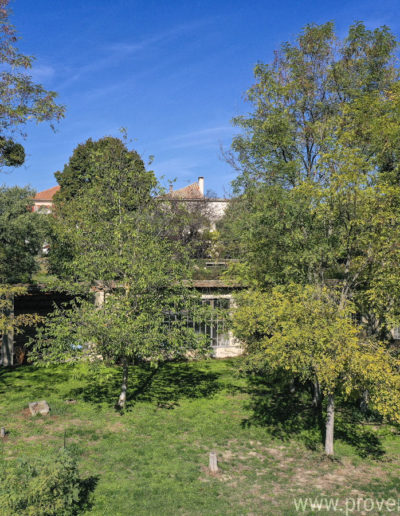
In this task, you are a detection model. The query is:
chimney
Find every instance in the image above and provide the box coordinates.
[198,176,204,196]
[169,184,173,194]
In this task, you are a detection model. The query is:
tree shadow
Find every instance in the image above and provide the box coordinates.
[0,364,73,398]
[68,366,122,406]
[335,421,385,459]
[241,373,319,441]
[241,373,386,458]
[77,475,99,514]
[69,361,222,409]
[360,475,399,499]
[130,362,221,407]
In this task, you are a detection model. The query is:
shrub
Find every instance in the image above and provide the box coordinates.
[0,449,84,515]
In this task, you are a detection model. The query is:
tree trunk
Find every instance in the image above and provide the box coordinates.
[312,378,321,408]
[1,297,14,367]
[360,389,369,414]
[325,394,335,456]
[117,361,128,409]
[289,378,296,394]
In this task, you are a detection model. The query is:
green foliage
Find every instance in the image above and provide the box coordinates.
[0,284,42,341]
[53,136,150,204]
[0,1,64,170]
[35,135,210,405]
[222,21,400,336]
[230,21,397,191]
[222,21,400,456]
[31,291,210,369]
[0,137,25,167]
[0,449,84,516]
[48,136,156,277]
[161,198,215,259]
[233,285,400,413]
[0,186,47,283]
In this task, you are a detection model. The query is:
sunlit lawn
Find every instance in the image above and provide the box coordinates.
[0,358,399,515]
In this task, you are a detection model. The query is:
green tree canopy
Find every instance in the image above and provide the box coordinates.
[0,0,64,170]
[0,186,46,283]
[229,21,397,190]
[49,136,156,277]
[53,136,148,203]
[34,136,209,407]
[233,285,400,455]
[221,22,400,455]
[221,21,400,333]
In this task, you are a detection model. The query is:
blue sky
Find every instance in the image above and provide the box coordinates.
[3,0,400,196]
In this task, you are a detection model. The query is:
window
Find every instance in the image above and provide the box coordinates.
[196,297,230,348]
[163,296,231,348]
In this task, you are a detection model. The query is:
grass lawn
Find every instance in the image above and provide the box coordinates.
[0,358,399,515]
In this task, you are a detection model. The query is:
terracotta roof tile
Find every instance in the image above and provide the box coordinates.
[34,186,60,201]
[167,182,204,199]
[33,180,205,202]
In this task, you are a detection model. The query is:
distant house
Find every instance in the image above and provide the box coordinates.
[32,185,60,213]
[165,176,229,229]
[33,177,229,225]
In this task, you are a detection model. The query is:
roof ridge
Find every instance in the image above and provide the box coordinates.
[34,185,60,200]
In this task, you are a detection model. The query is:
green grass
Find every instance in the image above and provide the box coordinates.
[0,359,399,515]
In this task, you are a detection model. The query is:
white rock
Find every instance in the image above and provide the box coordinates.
[29,400,50,416]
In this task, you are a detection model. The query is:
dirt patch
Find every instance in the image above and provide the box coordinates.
[23,434,46,442]
[263,447,286,460]
[107,421,126,432]
[221,449,235,461]
[51,418,92,432]
[18,408,57,422]
[20,407,35,418]
[289,457,389,495]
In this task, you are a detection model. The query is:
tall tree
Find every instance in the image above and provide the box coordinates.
[233,285,400,455]
[0,186,46,365]
[0,0,64,170]
[223,21,400,318]
[229,22,397,190]
[33,136,209,407]
[49,136,154,276]
[222,22,400,454]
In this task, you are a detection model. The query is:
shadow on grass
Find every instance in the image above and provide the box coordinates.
[78,475,99,514]
[360,475,400,499]
[335,421,385,459]
[69,361,222,410]
[241,373,319,438]
[242,373,385,458]
[0,364,73,398]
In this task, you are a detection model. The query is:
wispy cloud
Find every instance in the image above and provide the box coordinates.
[29,64,55,82]
[152,154,236,196]
[158,126,237,150]
[59,19,213,91]
[152,156,204,181]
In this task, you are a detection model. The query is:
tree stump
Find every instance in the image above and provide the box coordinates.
[209,451,218,473]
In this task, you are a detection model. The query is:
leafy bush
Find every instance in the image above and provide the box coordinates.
[0,449,85,515]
